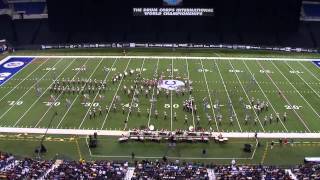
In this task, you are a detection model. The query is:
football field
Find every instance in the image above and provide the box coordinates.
[0,55,320,134]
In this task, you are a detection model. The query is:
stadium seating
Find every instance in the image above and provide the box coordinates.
[1,150,320,180]
[131,160,209,180]
[0,158,54,179]
[13,2,46,14]
[292,163,320,179]
[303,3,320,17]
[46,160,128,179]
[214,165,292,179]
[0,1,8,9]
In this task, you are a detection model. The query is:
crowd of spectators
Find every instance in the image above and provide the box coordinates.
[47,160,128,179]
[0,151,14,170]
[0,158,54,179]
[292,163,320,179]
[214,164,292,180]
[131,160,209,180]
[1,150,320,180]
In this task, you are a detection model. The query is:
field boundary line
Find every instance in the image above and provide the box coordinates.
[14,58,77,127]
[199,59,219,131]
[228,60,265,132]
[100,59,132,130]
[256,61,311,132]
[213,59,242,132]
[242,60,288,132]
[34,58,91,127]
[6,55,320,62]
[270,61,320,120]
[0,58,63,123]
[1,127,320,138]
[0,58,49,102]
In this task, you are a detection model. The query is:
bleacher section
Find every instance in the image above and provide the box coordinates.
[1,16,320,49]
[303,3,320,17]
[13,2,46,14]
[13,19,40,45]
[0,1,8,9]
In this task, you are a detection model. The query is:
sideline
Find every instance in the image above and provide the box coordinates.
[5,55,320,61]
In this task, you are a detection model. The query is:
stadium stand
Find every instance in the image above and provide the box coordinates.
[0,1,8,9]
[1,150,320,179]
[131,160,209,180]
[0,158,54,179]
[292,163,320,179]
[213,165,293,179]
[46,160,128,179]
[303,3,320,17]
[13,2,46,14]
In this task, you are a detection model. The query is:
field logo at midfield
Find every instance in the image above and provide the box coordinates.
[313,60,320,68]
[158,80,185,91]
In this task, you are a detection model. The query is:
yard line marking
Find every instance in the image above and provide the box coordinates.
[100,59,132,130]
[228,60,265,132]
[199,59,219,131]
[213,59,242,132]
[76,59,117,129]
[147,59,160,127]
[34,58,91,127]
[185,59,196,128]
[298,61,320,83]
[256,61,311,132]
[242,60,288,132]
[170,58,173,131]
[12,58,77,127]
[0,58,49,103]
[124,58,146,130]
[271,61,320,120]
[0,58,63,122]
[285,62,320,99]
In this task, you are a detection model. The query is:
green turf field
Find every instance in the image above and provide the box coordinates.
[0,54,320,133]
[0,49,320,166]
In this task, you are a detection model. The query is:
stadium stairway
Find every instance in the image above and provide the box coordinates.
[208,168,216,180]
[124,167,135,180]
[285,169,298,180]
[40,159,63,180]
